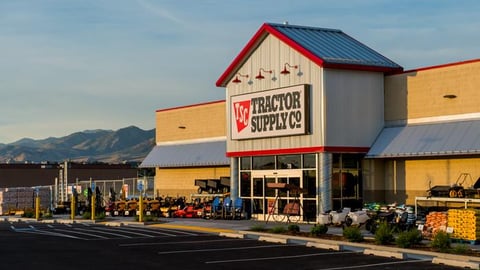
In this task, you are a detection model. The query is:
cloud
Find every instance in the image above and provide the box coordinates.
[135,0,184,25]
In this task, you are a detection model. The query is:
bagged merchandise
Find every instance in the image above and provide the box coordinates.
[448,209,480,241]
[0,186,51,215]
[422,211,448,239]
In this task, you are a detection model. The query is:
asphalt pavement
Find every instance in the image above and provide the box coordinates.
[3,215,480,269]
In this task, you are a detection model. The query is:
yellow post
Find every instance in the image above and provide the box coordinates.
[139,194,143,223]
[91,192,96,221]
[35,195,40,221]
[71,194,75,220]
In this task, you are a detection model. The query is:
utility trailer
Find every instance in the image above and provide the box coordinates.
[427,173,480,198]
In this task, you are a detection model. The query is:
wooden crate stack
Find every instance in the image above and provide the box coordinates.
[0,187,51,215]
[448,209,480,241]
[422,211,448,239]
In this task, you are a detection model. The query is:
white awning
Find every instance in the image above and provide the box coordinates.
[139,140,229,167]
[366,120,480,158]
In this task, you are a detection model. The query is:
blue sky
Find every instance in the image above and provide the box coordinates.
[0,0,479,143]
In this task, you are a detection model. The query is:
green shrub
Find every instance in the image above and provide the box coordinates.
[374,222,395,245]
[22,210,35,218]
[82,212,91,219]
[396,229,423,248]
[287,224,300,233]
[270,226,287,234]
[310,224,328,236]
[451,244,470,254]
[343,226,364,242]
[42,211,53,219]
[95,212,106,220]
[430,231,451,252]
[250,224,267,232]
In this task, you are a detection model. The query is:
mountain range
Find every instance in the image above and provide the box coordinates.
[0,126,155,164]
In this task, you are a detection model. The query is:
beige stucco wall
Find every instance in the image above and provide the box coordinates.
[155,100,226,143]
[153,100,229,200]
[365,157,480,205]
[407,61,480,119]
[385,60,480,123]
[155,166,230,200]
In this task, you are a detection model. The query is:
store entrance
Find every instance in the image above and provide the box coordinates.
[250,170,304,221]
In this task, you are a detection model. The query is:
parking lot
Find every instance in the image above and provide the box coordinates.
[0,219,464,270]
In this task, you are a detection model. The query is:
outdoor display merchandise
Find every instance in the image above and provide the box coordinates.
[422,209,480,243]
[0,186,50,215]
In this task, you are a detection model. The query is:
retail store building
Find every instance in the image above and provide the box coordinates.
[142,22,480,222]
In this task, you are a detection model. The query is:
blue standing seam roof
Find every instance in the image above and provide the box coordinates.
[268,23,402,69]
[139,140,229,168]
[366,120,480,158]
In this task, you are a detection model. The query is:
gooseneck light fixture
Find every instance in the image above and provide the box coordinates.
[280,63,298,75]
[255,68,277,81]
[232,73,249,84]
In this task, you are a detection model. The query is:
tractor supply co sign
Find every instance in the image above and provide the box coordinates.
[231,84,310,140]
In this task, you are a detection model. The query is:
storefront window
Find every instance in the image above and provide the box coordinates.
[265,177,275,197]
[302,170,316,198]
[240,172,251,197]
[303,154,316,168]
[277,155,301,169]
[252,156,275,170]
[240,157,251,170]
[253,177,264,196]
[332,153,364,210]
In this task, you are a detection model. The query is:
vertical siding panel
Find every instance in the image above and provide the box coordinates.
[226,35,324,154]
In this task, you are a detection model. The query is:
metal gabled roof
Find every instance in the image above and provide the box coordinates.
[366,120,480,158]
[139,140,229,168]
[216,22,403,87]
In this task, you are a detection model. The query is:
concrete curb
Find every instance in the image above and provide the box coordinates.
[233,230,480,269]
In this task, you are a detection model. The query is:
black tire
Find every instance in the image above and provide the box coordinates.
[345,216,353,227]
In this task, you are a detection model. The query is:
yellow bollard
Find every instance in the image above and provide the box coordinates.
[139,195,143,223]
[91,193,96,221]
[71,194,75,220]
[35,196,40,221]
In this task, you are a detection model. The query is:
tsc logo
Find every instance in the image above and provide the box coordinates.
[233,100,250,132]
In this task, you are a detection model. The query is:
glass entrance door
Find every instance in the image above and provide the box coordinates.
[250,170,303,222]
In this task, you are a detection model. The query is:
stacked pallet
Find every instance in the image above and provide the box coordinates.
[422,211,448,239]
[0,187,51,215]
[448,209,480,242]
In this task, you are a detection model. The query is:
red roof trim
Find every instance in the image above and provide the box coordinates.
[215,23,270,87]
[226,146,369,157]
[216,23,403,87]
[156,100,225,113]
[395,58,480,75]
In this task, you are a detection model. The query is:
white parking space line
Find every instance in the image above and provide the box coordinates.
[316,258,432,270]
[120,238,249,247]
[205,251,362,264]
[18,229,84,239]
[148,228,199,236]
[73,227,132,238]
[114,226,179,237]
[158,244,303,255]
[54,228,108,239]
[92,227,155,238]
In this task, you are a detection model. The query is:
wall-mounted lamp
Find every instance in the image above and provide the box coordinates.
[443,94,457,99]
[232,73,249,84]
[280,63,298,75]
[255,68,277,81]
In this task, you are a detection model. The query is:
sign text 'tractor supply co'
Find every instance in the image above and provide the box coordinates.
[231,85,310,140]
